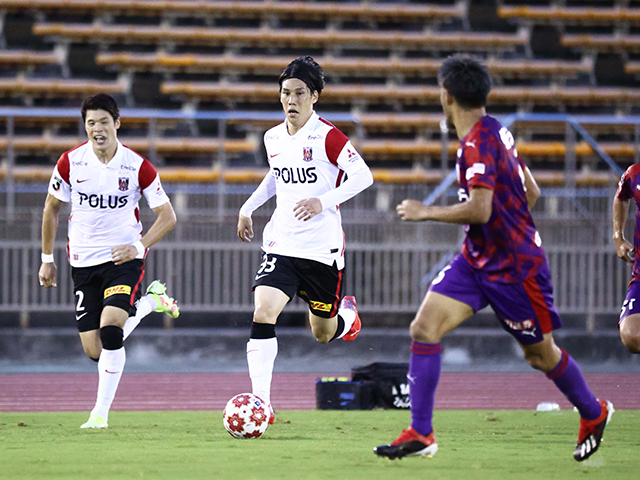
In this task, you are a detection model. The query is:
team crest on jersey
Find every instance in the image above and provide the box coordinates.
[302,146,313,162]
[118,177,129,191]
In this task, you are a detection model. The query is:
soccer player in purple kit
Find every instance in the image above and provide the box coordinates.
[613,165,640,353]
[373,56,613,462]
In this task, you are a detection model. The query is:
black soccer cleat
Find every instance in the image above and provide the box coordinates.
[573,400,614,462]
[374,426,438,460]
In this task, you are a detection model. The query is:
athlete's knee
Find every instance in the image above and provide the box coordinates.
[620,329,640,354]
[253,307,278,325]
[312,328,333,344]
[100,325,123,351]
[409,316,444,344]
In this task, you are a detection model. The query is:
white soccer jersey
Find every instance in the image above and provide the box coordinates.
[47,140,171,268]
[240,112,373,269]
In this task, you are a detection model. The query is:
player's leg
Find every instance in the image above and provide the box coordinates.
[618,281,640,353]
[123,279,180,341]
[300,261,357,343]
[374,255,481,460]
[73,265,104,362]
[620,314,640,353]
[521,333,613,461]
[82,260,144,429]
[490,263,612,461]
[247,285,289,422]
[83,305,129,429]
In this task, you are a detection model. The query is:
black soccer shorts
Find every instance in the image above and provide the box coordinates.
[252,252,344,318]
[71,259,145,332]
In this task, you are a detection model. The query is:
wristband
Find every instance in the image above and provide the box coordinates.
[133,241,146,257]
[41,253,54,263]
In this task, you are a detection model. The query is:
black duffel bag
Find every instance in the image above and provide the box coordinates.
[351,362,410,409]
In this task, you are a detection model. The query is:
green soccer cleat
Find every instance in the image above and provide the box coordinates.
[80,413,108,429]
[146,280,180,319]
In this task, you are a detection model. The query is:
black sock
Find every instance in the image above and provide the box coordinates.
[329,315,346,342]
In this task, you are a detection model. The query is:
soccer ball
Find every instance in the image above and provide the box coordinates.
[223,393,269,439]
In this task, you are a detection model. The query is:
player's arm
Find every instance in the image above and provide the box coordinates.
[237,170,276,242]
[39,194,65,288]
[613,195,634,263]
[295,139,374,221]
[397,187,493,224]
[523,165,541,210]
[111,201,177,266]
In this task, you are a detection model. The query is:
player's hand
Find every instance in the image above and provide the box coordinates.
[238,215,254,242]
[396,199,428,221]
[615,237,635,263]
[111,244,137,265]
[293,198,322,221]
[38,262,57,288]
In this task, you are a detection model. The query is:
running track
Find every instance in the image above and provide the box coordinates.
[1,373,638,412]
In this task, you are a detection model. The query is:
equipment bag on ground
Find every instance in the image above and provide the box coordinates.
[350,362,410,409]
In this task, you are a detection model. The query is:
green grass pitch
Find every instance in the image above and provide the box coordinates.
[1,410,638,480]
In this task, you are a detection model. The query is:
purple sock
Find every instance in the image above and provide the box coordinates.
[546,348,601,420]
[408,341,442,436]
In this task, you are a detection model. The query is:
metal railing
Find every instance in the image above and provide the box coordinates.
[0,242,630,320]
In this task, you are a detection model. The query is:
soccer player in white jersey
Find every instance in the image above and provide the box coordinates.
[38,94,180,429]
[237,56,374,422]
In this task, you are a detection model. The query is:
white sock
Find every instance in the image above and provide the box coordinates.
[246,337,278,406]
[91,347,126,421]
[123,295,157,340]
[335,308,356,339]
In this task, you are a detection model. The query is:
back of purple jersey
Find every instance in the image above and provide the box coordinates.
[457,116,546,283]
[616,163,640,281]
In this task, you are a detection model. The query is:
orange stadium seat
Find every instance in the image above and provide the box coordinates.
[0,135,256,154]
[33,23,528,51]
[498,6,640,25]
[562,34,640,53]
[0,0,466,21]
[0,49,60,66]
[0,77,125,97]
[96,52,591,80]
[160,81,640,107]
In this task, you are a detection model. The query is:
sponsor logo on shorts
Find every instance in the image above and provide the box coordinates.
[104,285,132,298]
[504,318,537,336]
[309,300,331,312]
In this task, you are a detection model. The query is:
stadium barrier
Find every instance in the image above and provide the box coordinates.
[0,242,629,320]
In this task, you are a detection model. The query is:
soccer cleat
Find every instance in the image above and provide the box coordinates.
[374,426,438,460]
[80,413,108,429]
[340,296,361,342]
[573,399,614,462]
[146,280,180,319]
[268,404,275,425]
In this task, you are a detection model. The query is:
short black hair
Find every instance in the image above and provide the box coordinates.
[437,55,492,109]
[81,93,120,123]
[278,56,325,96]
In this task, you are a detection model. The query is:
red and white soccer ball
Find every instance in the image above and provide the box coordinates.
[223,393,269,439]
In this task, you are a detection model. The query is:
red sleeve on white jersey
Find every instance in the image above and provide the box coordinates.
[324,126,349,166]
[138,158,158,190]
[56,152,70,184]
